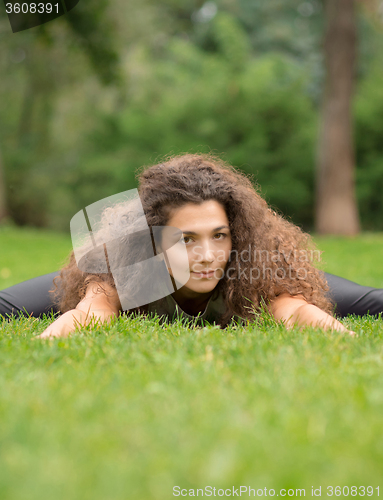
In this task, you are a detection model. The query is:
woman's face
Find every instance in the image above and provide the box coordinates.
[163,200,232,297]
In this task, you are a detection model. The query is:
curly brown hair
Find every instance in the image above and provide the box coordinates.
[50,153,333,327]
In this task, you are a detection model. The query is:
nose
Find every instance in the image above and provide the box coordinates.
[198,240,215,263]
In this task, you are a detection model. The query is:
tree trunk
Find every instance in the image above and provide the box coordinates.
[315,0,360,235]
[0,147,7,224]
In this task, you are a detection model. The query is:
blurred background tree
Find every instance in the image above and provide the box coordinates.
[0,0,383,233]
[316,0,360,235]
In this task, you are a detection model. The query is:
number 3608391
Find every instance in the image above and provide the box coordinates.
[5,3,60,14]
[327,486,379,496]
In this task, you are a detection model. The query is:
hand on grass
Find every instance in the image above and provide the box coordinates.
[35,307,117,339]
[35,309,87,339]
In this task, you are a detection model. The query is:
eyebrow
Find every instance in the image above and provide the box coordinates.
[182,225,230,236]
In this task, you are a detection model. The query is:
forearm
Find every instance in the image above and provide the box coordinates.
[37,307,117,339]
[75,301,117,323]
[36,280,121,339]
[284,303,350,333]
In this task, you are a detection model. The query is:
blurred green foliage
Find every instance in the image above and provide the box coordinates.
[1,0,383,233]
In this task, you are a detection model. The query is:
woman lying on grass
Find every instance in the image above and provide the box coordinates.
[35,153,355,338]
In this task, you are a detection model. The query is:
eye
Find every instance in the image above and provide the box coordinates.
[214,233,227,240]
[180,236,193,245]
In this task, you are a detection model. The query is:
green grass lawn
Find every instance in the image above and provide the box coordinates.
[314,233,383,289]
[1,225,383,500]
[0,225,72,290]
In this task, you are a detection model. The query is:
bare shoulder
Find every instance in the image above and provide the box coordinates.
[85,281,117,298]
[79,280,122,314]
[270,292,308,318]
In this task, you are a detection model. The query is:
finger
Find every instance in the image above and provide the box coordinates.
[34,333,52,339]
[35,330,58,339]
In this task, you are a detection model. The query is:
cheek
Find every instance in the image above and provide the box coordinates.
[216,242,232,267]
[163,245,192,283]
[187,245,202,262]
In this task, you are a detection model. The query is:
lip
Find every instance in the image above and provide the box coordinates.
[192,270,216,278]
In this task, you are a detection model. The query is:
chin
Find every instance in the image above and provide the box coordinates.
[171,269,224,295]
[186,278,219,293]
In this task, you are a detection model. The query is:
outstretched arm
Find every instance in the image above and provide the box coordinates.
[270,293,355,335]
[36,282,122,339]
